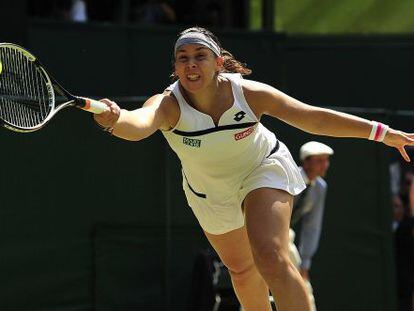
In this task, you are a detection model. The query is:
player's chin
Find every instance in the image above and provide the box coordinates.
[182,80,205,93]
[184,82,204,93]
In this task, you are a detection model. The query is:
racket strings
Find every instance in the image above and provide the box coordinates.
[0,47,52,128]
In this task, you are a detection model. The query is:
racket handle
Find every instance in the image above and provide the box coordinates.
[76,97,109,114]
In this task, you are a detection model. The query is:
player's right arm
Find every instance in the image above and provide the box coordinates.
[94,94,179,141]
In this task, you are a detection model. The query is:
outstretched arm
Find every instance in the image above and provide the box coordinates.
[243,80,414,161]
[93,94,178,141]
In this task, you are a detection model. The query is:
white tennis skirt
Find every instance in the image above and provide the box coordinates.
[183,141,306,235]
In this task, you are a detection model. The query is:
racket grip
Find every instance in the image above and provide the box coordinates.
[77,97,109,114]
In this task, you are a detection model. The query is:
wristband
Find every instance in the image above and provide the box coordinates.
[368,121,389,142]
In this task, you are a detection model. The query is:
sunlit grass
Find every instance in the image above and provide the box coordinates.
[251,0,414,34]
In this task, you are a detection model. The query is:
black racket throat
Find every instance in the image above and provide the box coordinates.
[33,57,91,111]
[50,79,87,109]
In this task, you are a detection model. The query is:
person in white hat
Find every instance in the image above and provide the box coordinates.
[288,141,334,311]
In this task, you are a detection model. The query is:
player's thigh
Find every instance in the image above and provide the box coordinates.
[243,187,293,256]
[204,226,254,273]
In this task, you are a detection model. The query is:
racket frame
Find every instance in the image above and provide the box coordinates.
[0,43,106,133]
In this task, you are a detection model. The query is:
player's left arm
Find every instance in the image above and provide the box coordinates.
[242,79,414,161]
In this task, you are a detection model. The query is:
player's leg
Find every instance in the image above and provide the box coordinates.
[244,187,312,311]
[204,227,272,311]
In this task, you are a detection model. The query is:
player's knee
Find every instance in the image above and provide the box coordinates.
[252,242,291,282]
[227,261,257,286]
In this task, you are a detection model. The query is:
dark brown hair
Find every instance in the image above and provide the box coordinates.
[171,26,252,79]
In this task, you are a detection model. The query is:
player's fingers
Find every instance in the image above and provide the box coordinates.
[99,98,115,108]
[98,98,120,114]
[99,98,112,104]
[404,133,414,142]
[398,146,411,162]
[110,103,121,113]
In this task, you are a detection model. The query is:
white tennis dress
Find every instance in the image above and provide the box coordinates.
[162,73,305,234]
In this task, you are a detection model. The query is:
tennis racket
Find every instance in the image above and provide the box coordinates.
[0,43,108,133]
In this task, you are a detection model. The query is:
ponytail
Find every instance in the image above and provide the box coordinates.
[221,49,252,76]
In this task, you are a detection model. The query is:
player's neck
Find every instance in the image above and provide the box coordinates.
[182,78,230,114]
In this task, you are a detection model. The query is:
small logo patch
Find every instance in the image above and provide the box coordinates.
[234,127,254,141]
[183,137,201,148]
[234,111,246,122]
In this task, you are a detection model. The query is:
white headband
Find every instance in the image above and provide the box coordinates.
[174,32,221,56]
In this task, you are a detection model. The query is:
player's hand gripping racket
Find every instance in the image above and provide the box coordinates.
[0,43,108,132]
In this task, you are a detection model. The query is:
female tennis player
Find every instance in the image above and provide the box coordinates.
[94,27,414,311]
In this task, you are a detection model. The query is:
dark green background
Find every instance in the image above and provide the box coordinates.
[2,21,414,310]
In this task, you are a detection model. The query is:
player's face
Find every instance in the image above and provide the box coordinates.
[174,44,223,93]
[303,154,330,178]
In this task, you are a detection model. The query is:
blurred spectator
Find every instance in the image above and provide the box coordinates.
[70,0,88,22]
[393,195,406,232]
[28,0,247,27]
[28,0,88,22]
[390,148,414,204]
[389,148,414,231]
[289,141,334,311]
[394,170,414,311]
[130,0,176,25]
[389,149,414,310]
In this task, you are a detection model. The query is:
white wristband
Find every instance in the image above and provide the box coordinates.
[368,121,378,140]
[369,121,389,142]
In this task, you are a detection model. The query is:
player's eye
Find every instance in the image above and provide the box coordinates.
[196,54,207,60]
[177,55,188,62]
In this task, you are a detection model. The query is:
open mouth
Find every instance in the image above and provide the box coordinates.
[187,74,200,81]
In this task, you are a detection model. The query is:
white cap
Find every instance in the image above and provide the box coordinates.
[299,141,334,161]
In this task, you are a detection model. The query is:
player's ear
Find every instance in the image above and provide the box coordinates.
[216,56,224,71]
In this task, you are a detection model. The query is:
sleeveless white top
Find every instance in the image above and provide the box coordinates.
[161,73,305,234]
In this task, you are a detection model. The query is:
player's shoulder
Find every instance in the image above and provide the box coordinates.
[143,92,178,112]
[240,78,276,95]
[160,91,179,115]
[143,92,179,131]
[239,77,280,118]
[240,78,280,107]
